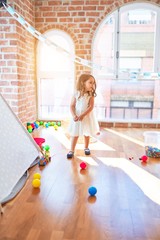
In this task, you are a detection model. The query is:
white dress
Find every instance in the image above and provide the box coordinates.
[68,91,100,137]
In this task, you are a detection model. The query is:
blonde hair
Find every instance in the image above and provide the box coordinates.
[76,74,97,97]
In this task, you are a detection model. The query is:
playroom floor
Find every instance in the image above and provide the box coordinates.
[1,123,160,240]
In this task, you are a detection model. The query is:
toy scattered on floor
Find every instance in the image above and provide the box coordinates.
[80,162,87,170]
[39,121,44,125]
[38,144,51,166]
[43,145,51,162]
[32,173,41,188]
[44,145,50,151]
[32,178,41,188]
[57,121,61,126]
[44,122,49,128]
[139,155,148,163]
[27,122,39,133]
[27,123,34,133]
[54,125,58,130]
[34,137,45,149]
[27,120,61,133]
[129,157,134,160]
[88,186,97,196]
[33,172,41,180]
[145,146,160,158]
[38,156,47,166]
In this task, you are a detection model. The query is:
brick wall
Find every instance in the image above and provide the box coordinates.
[34,0,160,77]
[0,0,160,124]
[0,0,36,124]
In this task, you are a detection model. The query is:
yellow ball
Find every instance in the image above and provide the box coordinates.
[33,173,41,180]
[54,125,58,130]
[32,179,41,188]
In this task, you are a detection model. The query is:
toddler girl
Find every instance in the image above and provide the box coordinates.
[67,74,100,158]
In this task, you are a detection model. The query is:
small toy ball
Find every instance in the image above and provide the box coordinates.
[88,186,97,196]
[54,125,58,130]
[34,122,39,129]
[32,179,41,188]
[80,162,87,170]
[44,145,50,151]
[57,121,61,126]
[139,155,148,163]
[36,121,40,126]
[28,128,32,133]
[33,172,41,180]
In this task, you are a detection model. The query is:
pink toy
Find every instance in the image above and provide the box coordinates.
[139,155,148,163]
[80,162,87,170]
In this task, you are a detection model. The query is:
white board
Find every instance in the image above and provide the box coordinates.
[0,93,40,203]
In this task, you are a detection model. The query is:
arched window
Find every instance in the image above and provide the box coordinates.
[37,30,75,120]
[92,3,160,121]
[93,3,160,79]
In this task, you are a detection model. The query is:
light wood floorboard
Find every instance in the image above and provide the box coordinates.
[1,125,160,240]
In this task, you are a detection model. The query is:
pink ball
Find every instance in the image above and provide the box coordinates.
[80,162,87,170]
[139,155,148,163]
[141,155,148,162]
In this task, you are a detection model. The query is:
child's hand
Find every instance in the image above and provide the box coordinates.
[73,115,79,121]
[78,114,84,121]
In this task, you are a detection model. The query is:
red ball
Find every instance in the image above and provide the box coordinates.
[80,162,87,170]
[140,155,148,162]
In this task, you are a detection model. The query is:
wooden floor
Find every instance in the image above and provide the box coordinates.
[1,124,160,240]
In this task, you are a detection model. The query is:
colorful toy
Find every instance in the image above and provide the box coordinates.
[38,144,51,166]
[88,186,97,196]
[44,122,49,128]
[44,151,51,162]
[52,121,56,126]
[27,124,33,133]
[139,155,148,163]
[145,146,160,158]
[80,162,87,170]
[57,121,61,126]
[38,156,47,166]
[32,178,41,188]
[34,121,39,129]
[39,121,43,125]
[54,125,58,130]
[34,137,45,149]
[33,172,41,180]
[44,145,50,151]
[43,145,51,162]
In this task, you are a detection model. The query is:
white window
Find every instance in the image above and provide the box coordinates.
[92,3,160,79]
[37,30,75,120]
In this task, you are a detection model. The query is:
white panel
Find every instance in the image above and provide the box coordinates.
[0,94,40,203]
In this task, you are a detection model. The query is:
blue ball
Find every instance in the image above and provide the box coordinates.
[88,186,97,196]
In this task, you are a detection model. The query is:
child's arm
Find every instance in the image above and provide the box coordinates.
[78,96,94,121]
[70,96,78,121]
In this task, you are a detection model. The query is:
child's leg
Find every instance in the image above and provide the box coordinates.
[67,136,79,158]
[70,136,79,152]
[84,135,91,155]
[84,135,90,149]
